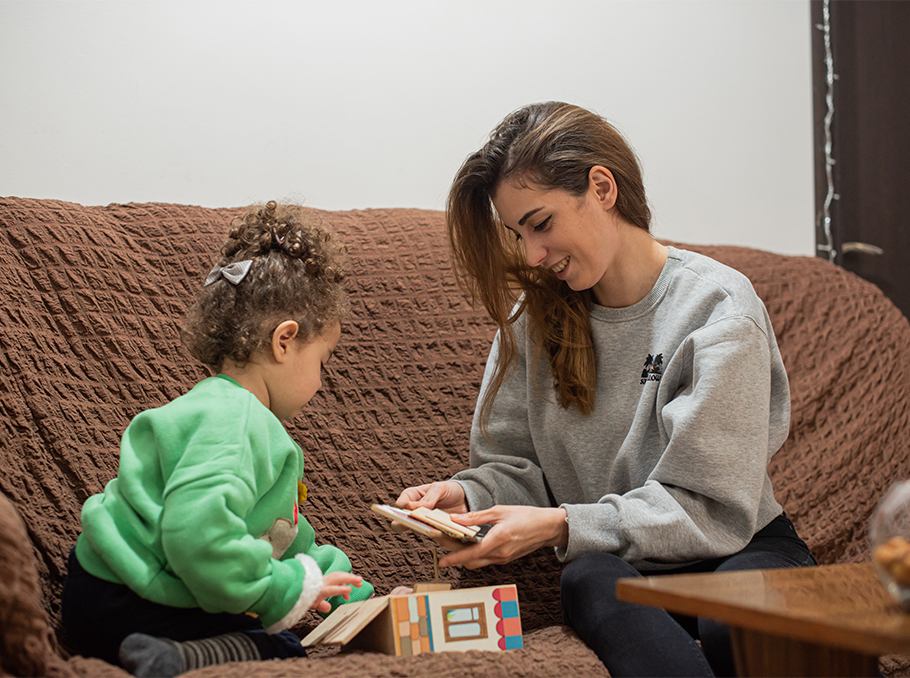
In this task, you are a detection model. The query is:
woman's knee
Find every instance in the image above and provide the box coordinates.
[562,552,636,590]
[560,552,638,620]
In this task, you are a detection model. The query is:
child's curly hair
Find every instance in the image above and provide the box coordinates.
[181,201,348,370]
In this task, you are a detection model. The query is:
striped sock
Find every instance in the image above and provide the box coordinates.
[119,632,260,677]
[175,632,260,670]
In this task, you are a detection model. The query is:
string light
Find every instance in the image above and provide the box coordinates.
[816,0,838,263]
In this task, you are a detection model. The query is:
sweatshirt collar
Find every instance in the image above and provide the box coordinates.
[215,373,243,388]
[589,247,683,323]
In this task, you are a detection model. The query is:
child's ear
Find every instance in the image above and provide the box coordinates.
[271,320,300,363]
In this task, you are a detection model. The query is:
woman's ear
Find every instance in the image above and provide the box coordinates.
[271,320,300,363]
[588,165,619,211]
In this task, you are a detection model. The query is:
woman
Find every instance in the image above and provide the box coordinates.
[396,102,815,677]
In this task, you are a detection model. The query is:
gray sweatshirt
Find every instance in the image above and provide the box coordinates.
[452,247,787,570]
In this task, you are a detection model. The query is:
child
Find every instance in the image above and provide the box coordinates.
[62,201,375,677]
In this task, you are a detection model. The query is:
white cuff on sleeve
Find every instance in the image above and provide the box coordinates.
[264,553,323,635]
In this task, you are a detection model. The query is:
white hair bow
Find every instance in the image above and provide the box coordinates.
[204,259,253,286]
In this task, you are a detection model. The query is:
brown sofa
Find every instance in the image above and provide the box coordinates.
[1,196,909,678]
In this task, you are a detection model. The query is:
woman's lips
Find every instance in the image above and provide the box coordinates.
[552,255,570,279]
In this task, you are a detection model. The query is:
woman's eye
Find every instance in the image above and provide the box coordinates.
[533,216,552,233]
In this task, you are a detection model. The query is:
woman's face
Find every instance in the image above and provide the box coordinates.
[492,169,622,303]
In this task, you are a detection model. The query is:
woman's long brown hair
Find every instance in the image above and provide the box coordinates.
[447,102,651,431]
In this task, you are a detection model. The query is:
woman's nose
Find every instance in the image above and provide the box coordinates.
[524,240,548,267]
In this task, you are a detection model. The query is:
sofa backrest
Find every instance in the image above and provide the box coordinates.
[1,197,909,641]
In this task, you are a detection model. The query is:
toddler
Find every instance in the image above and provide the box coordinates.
[62,201,374,677]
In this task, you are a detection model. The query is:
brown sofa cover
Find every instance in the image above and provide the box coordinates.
[1,196,909,677]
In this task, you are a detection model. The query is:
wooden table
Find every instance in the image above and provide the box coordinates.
[616,562,910,677]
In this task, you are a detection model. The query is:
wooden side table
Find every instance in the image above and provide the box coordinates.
[616,562,910,677]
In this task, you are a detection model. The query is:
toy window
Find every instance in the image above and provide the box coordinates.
[442,602,487,642]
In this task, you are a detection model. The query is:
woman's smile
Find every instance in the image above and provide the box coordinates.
[551,255,570,278]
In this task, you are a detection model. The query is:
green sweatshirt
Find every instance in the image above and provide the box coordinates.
[76,375,373,629]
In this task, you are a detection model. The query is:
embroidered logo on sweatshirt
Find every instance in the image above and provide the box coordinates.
[640,353,663,384]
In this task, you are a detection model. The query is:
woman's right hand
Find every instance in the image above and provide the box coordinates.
[395,481,468,514]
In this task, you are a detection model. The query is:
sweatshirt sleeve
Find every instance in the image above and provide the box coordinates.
[558,316,787,566]
[159,468,309,629]
[282,516,374,612]
[452,328,554,511]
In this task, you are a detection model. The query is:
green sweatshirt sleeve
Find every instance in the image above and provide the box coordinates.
[284,515,374,611]
[160,469,305,628]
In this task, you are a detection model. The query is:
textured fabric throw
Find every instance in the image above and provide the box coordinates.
[2,197,910,678]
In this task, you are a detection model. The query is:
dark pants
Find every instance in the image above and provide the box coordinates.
[560,514,817,677]
[61,547,307,666]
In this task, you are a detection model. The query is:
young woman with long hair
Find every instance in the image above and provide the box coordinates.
[397,102,816,677]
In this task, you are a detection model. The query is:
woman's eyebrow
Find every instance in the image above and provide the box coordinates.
[518,207,543,226]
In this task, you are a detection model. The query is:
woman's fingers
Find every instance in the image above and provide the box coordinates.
[396,481,467,513]
[437,506,569,569]
[450,507,498,526]
[416,482,452,509]
[438,537,504,569]
[394,484,431,508]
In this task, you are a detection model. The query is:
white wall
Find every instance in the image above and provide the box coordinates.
[0,0,815,255]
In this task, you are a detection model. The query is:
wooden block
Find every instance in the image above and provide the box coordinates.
[371,504,444,539]
[300,596,390,646]
[410,506,480,538]
[413,582,453,593]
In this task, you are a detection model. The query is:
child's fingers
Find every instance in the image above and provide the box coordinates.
[322,571,363,587]
[309,584,356,611]
[321,584,354,600]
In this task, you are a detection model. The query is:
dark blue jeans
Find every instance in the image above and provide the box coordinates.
[61,547,307,666]
[560,514,817,677]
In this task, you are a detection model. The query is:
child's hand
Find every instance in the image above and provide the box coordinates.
[390,585,413,596]
[312,571,363,614]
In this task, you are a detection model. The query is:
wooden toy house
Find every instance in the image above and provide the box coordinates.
[301,584,523,657]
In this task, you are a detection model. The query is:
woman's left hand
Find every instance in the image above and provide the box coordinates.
[436,505,568,569]
[389,585,414,596]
